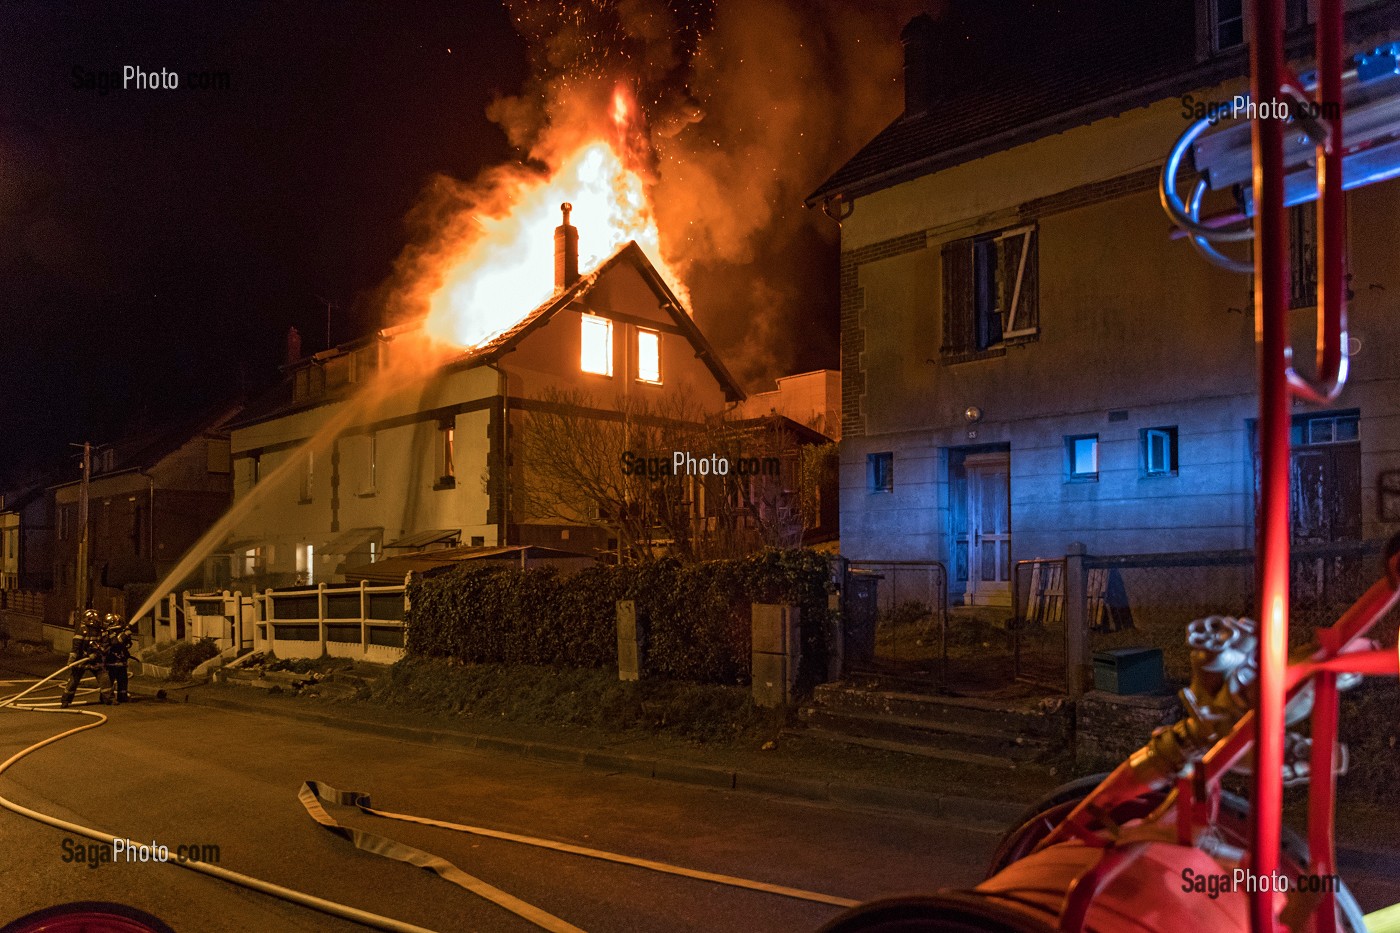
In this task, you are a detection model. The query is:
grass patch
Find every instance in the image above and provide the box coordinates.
[366,657,783,745]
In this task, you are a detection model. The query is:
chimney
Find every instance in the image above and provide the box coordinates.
[900,14,937,117]
[286,326,302,366]
[554,202,579,290]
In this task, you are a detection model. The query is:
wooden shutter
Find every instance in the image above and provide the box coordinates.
[941,237,975,353]
[999,226,1039,338]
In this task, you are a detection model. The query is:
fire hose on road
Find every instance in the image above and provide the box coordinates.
[0,662,858,933]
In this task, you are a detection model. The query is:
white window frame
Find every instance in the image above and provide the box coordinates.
[636,328,662,384]
[241,546,261,578]
[297,543,315,585]
[298,451,314,503]
[992,225,1037,339]
[1066,435,1099,481]
[580,314,614,377]
[437,421,456,483]
[357,433,378,496]
[1144,428,1176,476]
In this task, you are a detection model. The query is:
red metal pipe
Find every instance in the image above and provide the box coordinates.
[1307,670,1340,933]
[1248,0,1291,927]
[1289,0,1349,404]
[1041,548,1400,854]
[1304,648,1399,677]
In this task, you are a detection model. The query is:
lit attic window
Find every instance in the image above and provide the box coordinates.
[581,314,613,376]
[636,329,661,384]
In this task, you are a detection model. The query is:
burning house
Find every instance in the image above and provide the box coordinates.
[217,206,748,587]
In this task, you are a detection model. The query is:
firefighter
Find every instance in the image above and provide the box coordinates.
[103,613,133,704]
[59,610,111,708]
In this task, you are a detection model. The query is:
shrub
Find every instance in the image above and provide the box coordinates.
[404,549,833,687]
[169,637,219,681]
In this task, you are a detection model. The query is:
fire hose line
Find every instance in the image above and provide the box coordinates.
[1,663,858,933]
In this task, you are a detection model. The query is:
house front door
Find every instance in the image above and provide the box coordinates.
[966,454,1012,606]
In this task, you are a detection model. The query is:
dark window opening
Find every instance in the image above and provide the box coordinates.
[941,226,1038,359]
[868,452,894,493]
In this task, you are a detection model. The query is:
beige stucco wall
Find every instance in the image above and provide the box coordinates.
[225,257,737,584]
[839,71,1400,581]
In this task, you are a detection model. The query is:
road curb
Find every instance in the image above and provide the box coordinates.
[170,687,1028,826]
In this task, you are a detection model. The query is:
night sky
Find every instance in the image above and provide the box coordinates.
[0,1,916,483]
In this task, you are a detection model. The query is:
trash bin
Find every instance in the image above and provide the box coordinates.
[1093,646,1164,695]
[842,570,881,668]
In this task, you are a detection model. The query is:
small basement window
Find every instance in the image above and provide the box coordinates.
[581,315,613,376]
[1066,435,1099,482]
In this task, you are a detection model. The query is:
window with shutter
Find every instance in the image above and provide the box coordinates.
[941,238,975,354]
[941,225,1038,361]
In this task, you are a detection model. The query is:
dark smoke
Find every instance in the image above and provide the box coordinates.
[649,0,929,383]
[393,0,928,388]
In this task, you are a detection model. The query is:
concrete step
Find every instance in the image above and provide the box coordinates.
[797,707,1047,762]
[782,726,1021,770]
[811,682,1071,742]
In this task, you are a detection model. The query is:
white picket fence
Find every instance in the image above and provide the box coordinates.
[153,578,410,663]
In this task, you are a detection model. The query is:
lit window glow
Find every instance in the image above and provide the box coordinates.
[1066,435,1099,481]
[637,329,661,383]
[581,315,613,376]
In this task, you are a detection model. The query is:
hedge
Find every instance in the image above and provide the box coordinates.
[404,549,833,687]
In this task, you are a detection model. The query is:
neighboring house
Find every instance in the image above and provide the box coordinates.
[737,370,843,442]
[708,414,840,550]
[0,481,55,639]
[219,224,747,588]
[807,1,1400,607]
[0,482,53,593]
[47,406,241,626]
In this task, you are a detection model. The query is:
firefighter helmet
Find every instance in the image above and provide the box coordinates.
[79,609,103,636]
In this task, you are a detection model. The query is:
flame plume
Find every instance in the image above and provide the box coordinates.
[422,85,688,351]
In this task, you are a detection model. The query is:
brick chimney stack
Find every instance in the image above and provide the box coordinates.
[555,202,579,290]
[900,14,936,117]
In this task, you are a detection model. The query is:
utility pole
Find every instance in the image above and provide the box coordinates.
[73,442,91,615]
[316,295,339,351]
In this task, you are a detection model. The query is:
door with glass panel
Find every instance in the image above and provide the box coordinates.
[966,453,1012,606]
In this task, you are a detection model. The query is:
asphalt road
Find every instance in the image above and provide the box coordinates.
[0,690,1001,933]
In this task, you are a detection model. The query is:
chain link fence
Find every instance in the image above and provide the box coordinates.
[1082,541,1393,683]
[843,560,949,682]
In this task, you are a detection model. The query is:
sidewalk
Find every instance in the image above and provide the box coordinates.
[122,670,1050,828]
[8,647,1398,861]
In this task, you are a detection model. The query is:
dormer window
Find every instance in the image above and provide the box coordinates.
[636,329,661,384]
[1212,0,1244,51]
[581,314,613,376]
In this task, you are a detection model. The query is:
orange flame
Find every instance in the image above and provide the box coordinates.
[423,87,687,351]
[611,86,631,130]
